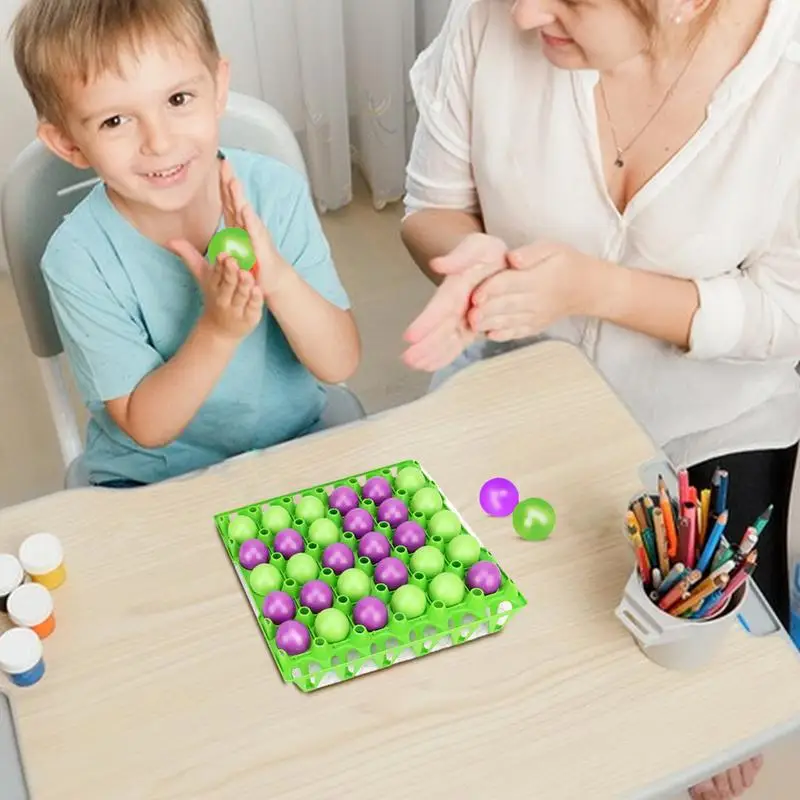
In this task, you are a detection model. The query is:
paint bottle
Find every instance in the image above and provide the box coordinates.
[0,627,46,687]
[0,554,25,613]
[7,584,55,639]
[18,533,66,590]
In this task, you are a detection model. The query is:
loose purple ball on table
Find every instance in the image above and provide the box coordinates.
[273,528,305,559]
[362,476,393,505]
[238,538,269,570]
[329,485,360,515]
[275,620,311,655]
[358,531,391,564]
[322,542,355,574]
[262,591,297,624]
[299,579,334,613]
[378,497,409,528]
[343,508,374,539]
[374,557,408,590]
[353,596,389,632]
[393,521,426,553]
[466,560,502,595]
[479,477,520,518]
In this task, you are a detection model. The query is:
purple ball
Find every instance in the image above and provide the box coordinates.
[373,557,408,591]
[353,596,389,632]
[262,591,297,624]
[299,580,334,613]
[362,476,393,505]
[273,528,305,559]
[393,521,426,553]
[238,538,269,570]
[275,620,311,655]
[358,531,391,564]
[322,542,355,574]
[479,477,520,518]
[343,508,374,539]
[466,561,502,595]
[329,486,360,515]
[378,498,409,528]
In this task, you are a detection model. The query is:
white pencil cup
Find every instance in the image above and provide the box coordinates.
[615,567,748,670]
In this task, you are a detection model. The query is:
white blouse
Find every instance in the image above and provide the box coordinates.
[404,0,800,469]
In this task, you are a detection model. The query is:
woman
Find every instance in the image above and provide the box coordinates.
[400,1,800,798]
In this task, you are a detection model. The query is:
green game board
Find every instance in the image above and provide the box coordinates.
[214,459,527,692]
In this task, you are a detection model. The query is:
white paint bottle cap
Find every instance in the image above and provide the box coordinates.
[7,583,53,627]
[19,532,64,575]
[0,627,43,676]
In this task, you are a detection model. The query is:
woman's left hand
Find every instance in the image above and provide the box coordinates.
[468,240,602,341]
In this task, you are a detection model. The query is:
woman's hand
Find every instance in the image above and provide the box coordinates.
[468,240,601,342]
[219,158,292,298]
[689,756,764,800]
[402,233,508,371]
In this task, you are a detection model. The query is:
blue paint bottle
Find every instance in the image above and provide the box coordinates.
[0,628,46,688]
[791,562,800,650]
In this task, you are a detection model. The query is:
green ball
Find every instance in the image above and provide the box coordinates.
[390,584,427,619]
[428,510,462,543]
[207,226,256,271]
[249,563,282,595]
[296,495,326,524]
[261,505,292,532]
[337,568,371,602]
[394,466,427,494]
[512,497,556,541]
[428,572,466,607]
[409,545,445,579]
[410,487,443,517]
[285,553,319,584]
[229,515,259,544]
[446,533,481,567]
[308,518,339,547]
[314,608,350,643]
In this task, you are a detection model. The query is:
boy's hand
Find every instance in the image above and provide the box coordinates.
[219,158,292,298]
[169,243,264,341]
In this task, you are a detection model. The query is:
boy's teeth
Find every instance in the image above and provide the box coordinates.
[149,164,182,178]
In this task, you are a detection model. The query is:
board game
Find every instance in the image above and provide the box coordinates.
[214,459,527,692]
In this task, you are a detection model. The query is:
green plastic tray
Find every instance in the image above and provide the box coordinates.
[214,459,528,692]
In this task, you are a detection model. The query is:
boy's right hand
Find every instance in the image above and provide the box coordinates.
[169,242,264,340]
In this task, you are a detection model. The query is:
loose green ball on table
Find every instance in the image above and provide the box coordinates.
[410,487,443,517]
[428,510,462,543]
[249,563,283,595]
[394,466,427,494]
[428,572,466,607]
[409,545,445,580]
[207,227,257,271]
[285,553,319,584]
[229,515,259,544]
[336,568,371,602]
[390,584,427,619]
[512,498,556,541]
[296,496,327,524]
[446,534,481,567]
[308,518,340,548]
[262,505,293,533]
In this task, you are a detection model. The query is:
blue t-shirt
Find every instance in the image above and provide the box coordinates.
[41,148,350,485]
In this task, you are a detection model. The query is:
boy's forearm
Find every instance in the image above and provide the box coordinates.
[120,318,239,449]
[400,209,484,284]
[266,267,361,384]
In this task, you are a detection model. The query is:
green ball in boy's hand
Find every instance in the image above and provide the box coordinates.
[208,227,256,271]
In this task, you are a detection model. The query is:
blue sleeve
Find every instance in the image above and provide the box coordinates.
[257,163,351,311]
[41,236,164,403]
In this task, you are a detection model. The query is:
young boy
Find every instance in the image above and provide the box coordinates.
[10,0,361,488]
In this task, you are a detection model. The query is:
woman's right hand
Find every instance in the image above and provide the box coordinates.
[402,233,508,371]
[170,240,264,341]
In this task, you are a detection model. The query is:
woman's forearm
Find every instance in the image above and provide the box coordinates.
[400,209,484,284]
[589,260,700,350]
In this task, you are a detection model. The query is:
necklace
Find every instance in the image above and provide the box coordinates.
[598,35,705,168]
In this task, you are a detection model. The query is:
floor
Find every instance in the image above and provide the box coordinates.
[0,181,797,798]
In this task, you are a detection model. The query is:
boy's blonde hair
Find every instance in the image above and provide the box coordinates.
[10,0,221,127]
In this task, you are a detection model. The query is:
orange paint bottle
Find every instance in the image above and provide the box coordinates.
[7,583,56,639]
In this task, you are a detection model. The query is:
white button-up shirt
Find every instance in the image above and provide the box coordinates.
[404,0,800,468]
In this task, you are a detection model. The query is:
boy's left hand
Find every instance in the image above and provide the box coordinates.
[219,157,291,298]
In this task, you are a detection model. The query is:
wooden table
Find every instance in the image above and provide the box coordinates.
[2,341,800,799]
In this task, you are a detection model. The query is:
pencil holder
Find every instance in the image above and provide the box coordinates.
[615,500,748,671]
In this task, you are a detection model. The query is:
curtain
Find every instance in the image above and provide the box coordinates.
[241,0,451,212]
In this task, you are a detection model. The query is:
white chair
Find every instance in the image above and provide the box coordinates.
[1,91,365,490]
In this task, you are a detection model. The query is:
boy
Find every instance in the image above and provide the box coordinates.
[10,0,361,488]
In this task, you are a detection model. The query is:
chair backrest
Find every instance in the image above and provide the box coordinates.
[0,91,308,359]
